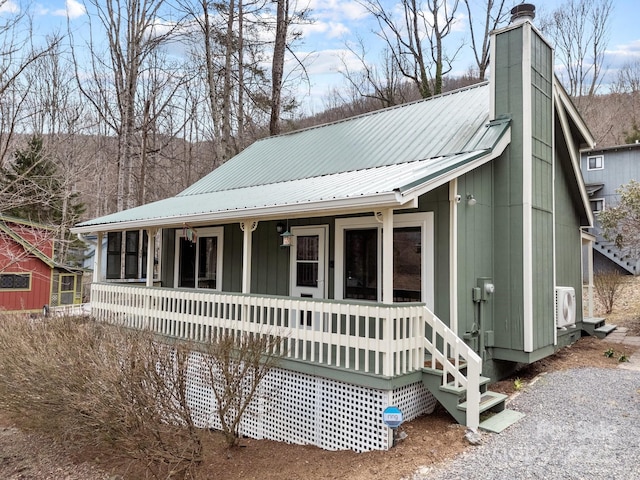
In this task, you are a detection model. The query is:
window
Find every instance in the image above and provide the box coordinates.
[393,227,422,302]
[106,230,149,280]
[0,273,31,290]
[344,229,378,300]
[335,213,434,307]
[587,155,603,170]
[59,274,76,305]
[590,198,604,213]
[106,232,122,279]
[175,227,223,290]
[296,235,319,288]
[125,230,139,278]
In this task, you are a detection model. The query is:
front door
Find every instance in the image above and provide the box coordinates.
[290,226,327,299]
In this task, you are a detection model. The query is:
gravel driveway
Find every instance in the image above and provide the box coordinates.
[413,367,640,480]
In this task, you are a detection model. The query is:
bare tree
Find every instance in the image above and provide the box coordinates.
[339,39,412,108]
[612,60,640,95]
[0,3,59,170]
[200,331,284,447]
[22,41,94,263]
[71,0,183,212]
[462,0,509,81]
[357,0,461,99]
[178,0,269,158]
[269,0,288,135]
[541,0,613,99]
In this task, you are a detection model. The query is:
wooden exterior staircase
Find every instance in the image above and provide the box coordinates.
[582,317,617,339]
[420,308,524,433]
[421,364,523,433]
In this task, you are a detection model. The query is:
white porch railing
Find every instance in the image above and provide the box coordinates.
[90,283,482,429]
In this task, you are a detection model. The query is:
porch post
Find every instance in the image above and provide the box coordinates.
[381,209,394,304]
[583,232,595,318]
[146,228,157,287]
[240,220,258,294]
[449,179,459,335]
[93,232,104,283]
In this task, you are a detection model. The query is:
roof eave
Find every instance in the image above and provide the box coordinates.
[554,87,594,227]
[399,126,511,199]
[70,191,413,234]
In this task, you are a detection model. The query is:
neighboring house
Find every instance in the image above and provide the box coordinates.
[0,215,83,313]
[581,142,640,276]
[72,11,595,451]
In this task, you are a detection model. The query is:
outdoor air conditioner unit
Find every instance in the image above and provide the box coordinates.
[555,286,576,328]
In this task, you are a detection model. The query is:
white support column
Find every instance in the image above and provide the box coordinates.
[240,220,258,294]
[585,234,595,318]
[93,232,104,283]
[146,228,157,287]
[381,209,394,304]
[449,179,459,335]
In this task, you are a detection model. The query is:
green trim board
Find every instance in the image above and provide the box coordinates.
[0,221,54,267]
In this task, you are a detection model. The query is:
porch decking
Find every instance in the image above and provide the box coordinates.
[90,283,483,433]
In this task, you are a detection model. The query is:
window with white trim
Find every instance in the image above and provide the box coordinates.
[106,230,149,280]
[587,155,603,170]
[335,213,434,307]
[590,198,604,213]
[174,227,223,290]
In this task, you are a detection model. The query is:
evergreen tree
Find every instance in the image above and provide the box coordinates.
[624,122,640,144]
[1,136,85,264]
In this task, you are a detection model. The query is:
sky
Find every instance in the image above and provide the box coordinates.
[5,0,640,114]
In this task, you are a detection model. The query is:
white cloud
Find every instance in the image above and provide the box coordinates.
[301,20,351,39]
[51,0,86,19]
[309,0,369,21]
[0,1,20,14]
[606,39,640,67]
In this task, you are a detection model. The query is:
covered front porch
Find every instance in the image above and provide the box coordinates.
[90,282,483,430]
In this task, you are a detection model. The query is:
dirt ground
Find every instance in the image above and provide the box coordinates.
[1,279,638,480]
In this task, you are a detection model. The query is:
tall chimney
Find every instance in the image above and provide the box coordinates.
[510,3,536,24]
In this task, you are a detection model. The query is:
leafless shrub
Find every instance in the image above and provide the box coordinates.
[593,271,626,314]
[200,331,284,448]
[0,315,202,479]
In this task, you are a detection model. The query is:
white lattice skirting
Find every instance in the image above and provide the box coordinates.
[185,352,437,452]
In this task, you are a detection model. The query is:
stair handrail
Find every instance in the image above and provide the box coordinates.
[423,306,482,430]
[593,241,638,273]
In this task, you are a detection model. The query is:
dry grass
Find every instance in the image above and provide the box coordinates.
[0,315,203,479]
[587,275,640,335]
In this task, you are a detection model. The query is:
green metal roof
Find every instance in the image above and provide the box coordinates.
[180,83,491,195]
[73,82,510,233]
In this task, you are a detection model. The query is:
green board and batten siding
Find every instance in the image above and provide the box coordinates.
[492,26,526,353]
[456,163,495,351]
[554,153,584,315]
[490,24,556,357]
[530,31,555,352]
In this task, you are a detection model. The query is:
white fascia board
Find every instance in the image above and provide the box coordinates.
[70,191,410,235]
[399,129,511,201]
[522,23,534,353]
[554,78,595,149]
[554,88,595,228]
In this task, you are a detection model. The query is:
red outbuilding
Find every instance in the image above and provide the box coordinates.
[0,215,82,314]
